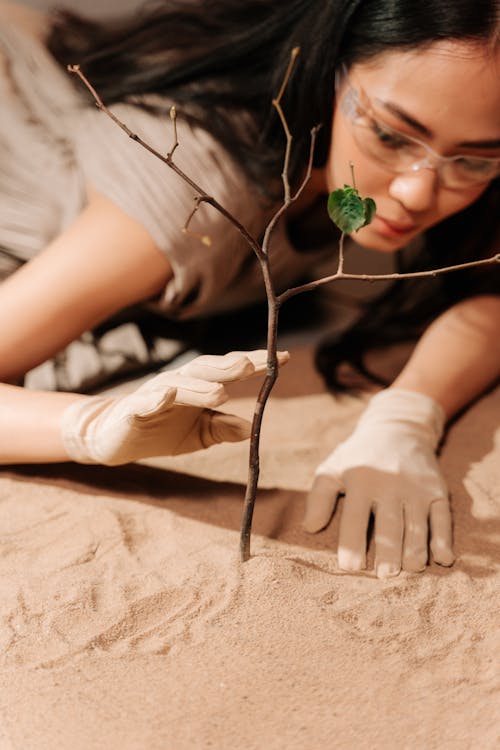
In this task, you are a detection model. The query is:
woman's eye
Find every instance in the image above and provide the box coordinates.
[457,157,496,175]
[371,122,409,149]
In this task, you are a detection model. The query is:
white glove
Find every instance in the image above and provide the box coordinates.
[303,388,455,578]
[61,350,289,465]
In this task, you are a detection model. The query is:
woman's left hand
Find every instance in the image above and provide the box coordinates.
[303,388,455,578]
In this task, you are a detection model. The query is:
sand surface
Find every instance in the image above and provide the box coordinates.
[0,346,499,749]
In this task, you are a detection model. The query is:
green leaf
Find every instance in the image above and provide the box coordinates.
[362,197,376,226]
[327,188,364,234]
[327,186,377,234]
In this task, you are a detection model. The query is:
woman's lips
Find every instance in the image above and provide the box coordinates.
[374,216,417,238]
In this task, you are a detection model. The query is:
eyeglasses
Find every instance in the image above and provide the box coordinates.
[336,68,500,189]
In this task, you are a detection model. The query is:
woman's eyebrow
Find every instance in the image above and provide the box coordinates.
[457,137,500,149]
[377,100,432,137]
[379,99,500,149]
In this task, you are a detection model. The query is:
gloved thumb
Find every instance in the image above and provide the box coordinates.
[303,474,344,533]
[205,412,252,445]
[121,386,178,421]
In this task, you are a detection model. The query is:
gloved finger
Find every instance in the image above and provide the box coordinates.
[178,352,255,381]
[202,411,252,447]
[140,373,228,409]
[373,496,404,578]
[229,350,290,378]
[302,474,343,533]
[178,350,290,382]
[337,492,372,571]
[429,497,455,567]
[402,501,429,572]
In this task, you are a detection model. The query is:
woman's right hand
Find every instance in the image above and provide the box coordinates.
[60,350,289,465]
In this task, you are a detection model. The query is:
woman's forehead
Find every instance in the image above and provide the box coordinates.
[350,41,500,142]
[353,40,499,91]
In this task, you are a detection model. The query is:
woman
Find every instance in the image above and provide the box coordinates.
[0,0,498,577]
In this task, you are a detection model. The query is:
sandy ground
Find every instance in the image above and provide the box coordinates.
[0,345,499,750]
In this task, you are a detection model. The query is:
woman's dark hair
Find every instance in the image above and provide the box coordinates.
[47,0,499,390]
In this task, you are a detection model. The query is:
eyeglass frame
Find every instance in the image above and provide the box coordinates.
[334,65,500,189]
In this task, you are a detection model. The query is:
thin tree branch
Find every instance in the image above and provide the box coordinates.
[239,257,280,561]
[67,64,265,262]
[169,105,179,158]
[337,233,347,275]
[278,253,500,305]
[272,46,300,204]
[182,196,212,246]
[261,125,320,257]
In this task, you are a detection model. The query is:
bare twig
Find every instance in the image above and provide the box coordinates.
[349,161,357,190]
[336,233,347,275]
[182,196,212,246]
[68,59,500,566]
[67,65,265,262]
[169,105,179,158]
[240,48,318,561]
[272,46,300,203]
[278,253,500,305]
[261,125,320,257]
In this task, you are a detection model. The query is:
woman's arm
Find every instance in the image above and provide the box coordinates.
[0,385,86,462]
[0,185,172,383]
[392,294,500,419]
[0,185,172,462]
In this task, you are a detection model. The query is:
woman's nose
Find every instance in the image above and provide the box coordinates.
[388,168,439,212]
